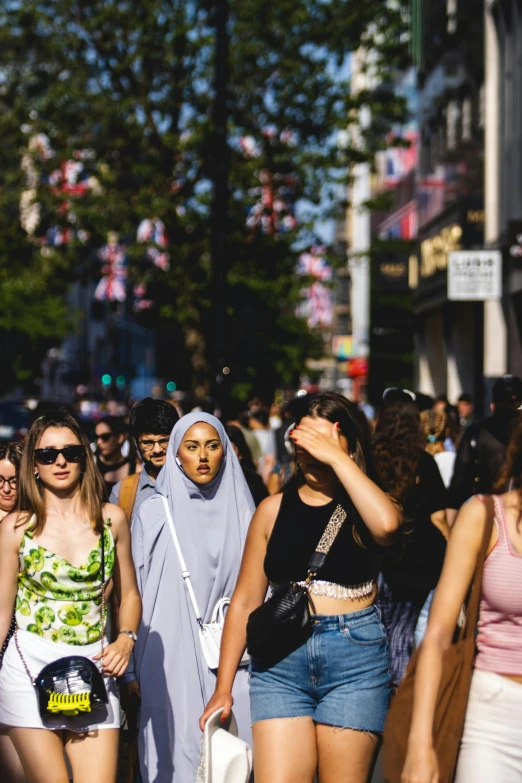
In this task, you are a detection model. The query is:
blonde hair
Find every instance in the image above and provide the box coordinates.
[17,409,106,535]
[420,409,447,456]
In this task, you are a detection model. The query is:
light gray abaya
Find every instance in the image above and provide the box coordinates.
[128,413,256,783]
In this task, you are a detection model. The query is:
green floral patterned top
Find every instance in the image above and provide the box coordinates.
[16,520,115,646]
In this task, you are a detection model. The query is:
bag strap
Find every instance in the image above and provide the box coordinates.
[306,503,347,577]
[459,495,495,643]
[161,495,204,626]
[118,473,140,521]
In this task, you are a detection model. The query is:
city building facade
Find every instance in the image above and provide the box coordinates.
[484,0,522,384]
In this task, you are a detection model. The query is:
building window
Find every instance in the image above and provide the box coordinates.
[335,276,349,306]
[336,314,350,335]
[447,0,458,34]
[478,83,485,129]
[447,100,461,150]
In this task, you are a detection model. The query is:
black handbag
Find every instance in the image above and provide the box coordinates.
[246,503,347,665]
[15,530,109,718]
[34,655,108,716]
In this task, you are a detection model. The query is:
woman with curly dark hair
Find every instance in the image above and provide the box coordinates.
[373,398,449,689]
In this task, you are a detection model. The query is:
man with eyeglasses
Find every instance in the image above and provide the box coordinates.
[109,398,179,528]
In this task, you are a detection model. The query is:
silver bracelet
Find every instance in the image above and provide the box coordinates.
[118,629,137,643]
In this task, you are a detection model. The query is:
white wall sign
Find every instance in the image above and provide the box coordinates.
[448,251,502,301]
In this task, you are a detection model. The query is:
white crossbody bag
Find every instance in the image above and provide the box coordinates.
[161,496,249,672]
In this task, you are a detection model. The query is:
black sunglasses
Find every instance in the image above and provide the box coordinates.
[96,432,115,443]
[34,446,86,465]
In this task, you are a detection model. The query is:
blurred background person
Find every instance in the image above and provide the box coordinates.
[221,401,263,470]
[268,401,283,431]
[373,395,449,690]
[447,375,522,525]
[0,441,23,520]
[226,424,268,506]
[444,404,462,453]
[0,441,24,783]
[110,399,179,528]
[249,408,277,485]
[95,415,140,496]
[457,392,474,429]
[433,393,449,414]
[421,409,457,489]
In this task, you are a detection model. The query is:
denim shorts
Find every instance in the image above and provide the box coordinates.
[249,605,390,732]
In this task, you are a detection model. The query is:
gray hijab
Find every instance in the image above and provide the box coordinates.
[131,412,255,783]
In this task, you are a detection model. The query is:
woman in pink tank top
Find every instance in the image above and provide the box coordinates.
[402,418,522,783]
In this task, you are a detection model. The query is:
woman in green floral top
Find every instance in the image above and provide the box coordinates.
[0,410,142,783]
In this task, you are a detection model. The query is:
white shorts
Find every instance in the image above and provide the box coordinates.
[455,669,522,783]
[0,630,120,732]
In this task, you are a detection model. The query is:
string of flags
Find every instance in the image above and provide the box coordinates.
[296,246,333,329]
[20,127,333,328]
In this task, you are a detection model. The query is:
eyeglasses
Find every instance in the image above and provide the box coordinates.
[96,432,116,443]
[0,476,17,490]
[382,388,417,402]
[139,438,170,451]
[34,446,86,465]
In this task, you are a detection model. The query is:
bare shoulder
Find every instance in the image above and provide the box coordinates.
[452,495,490,547]
[0,511,30,548]
[256,492,284,519]
[102,502,128,539]
[250,492,284,539]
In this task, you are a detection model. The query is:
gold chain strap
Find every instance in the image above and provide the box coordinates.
[14,625,34,683]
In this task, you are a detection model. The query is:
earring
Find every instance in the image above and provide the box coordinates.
[34,472,40,481]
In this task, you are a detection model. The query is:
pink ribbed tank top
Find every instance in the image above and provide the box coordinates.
[475,495,522,676]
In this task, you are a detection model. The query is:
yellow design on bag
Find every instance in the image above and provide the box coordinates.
[47,692,92,715]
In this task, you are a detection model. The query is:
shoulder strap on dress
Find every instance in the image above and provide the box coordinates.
[118,473,140,522]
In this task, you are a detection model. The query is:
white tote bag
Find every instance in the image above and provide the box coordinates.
[161,496,249,672]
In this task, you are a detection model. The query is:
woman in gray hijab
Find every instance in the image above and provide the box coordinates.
[122,412,255,782]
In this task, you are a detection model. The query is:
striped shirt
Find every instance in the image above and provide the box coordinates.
[475,495,522,676]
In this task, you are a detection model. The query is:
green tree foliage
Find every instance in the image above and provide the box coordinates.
[0,0,408,398]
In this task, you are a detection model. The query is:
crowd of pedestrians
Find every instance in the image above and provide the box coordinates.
[0,378,521,782]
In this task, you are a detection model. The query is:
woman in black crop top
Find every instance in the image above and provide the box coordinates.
[200,393,401,783]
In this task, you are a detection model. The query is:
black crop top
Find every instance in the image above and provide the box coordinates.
[264,486,377,587]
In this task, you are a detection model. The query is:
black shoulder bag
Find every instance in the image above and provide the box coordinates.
[246,503,347,666]
[15,530,109,718]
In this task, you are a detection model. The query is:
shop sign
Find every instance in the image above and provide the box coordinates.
[376,255,410,292]
[420,224,462,278]
[448,251,502,301]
